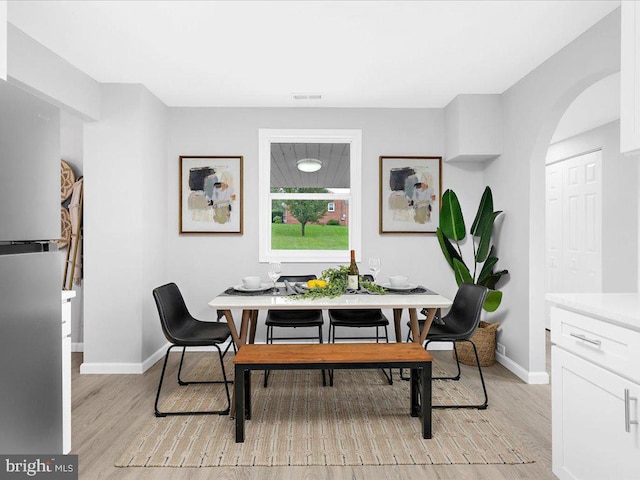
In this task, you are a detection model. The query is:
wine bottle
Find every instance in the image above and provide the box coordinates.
[347,249,359,290]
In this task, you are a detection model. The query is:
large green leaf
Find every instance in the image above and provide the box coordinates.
[482,269,509,290]
[440,189,466,241]
[475,211,502,263]
[477,255,498,284]
[436,227,464,269]
[452,258,472,286]
[483,290,503,312]
[470,186,494,236]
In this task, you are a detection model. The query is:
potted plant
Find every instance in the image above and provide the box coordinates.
[436,186,509,366]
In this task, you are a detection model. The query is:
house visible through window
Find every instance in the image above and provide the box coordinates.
[259,129,362,263]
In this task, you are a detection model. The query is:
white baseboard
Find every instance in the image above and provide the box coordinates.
[79,340,235,375]
[80,362,144,374]
[495,351,550,384]
[71,342,83,352]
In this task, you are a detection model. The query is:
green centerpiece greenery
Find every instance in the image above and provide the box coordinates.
[293,265,387,299]
[436,186,508,312]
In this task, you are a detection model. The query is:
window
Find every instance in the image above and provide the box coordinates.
[259,129,362,263]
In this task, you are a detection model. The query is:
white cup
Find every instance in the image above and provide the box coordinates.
[242,276,261,289]
[389,275,409,287]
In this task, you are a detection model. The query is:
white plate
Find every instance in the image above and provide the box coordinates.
[379,282,418,291]
[233,283,273,292]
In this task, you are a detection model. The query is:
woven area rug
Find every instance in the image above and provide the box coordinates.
[116,355,534,467]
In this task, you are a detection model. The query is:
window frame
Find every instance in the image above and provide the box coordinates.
[258,129,362,263]
[327,202,336,212]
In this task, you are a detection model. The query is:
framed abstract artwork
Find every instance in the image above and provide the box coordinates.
[179,155,244,234]
[379,156,442,234]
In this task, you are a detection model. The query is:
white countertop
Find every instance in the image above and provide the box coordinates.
[61,290,76,302]
[546,293,640,332]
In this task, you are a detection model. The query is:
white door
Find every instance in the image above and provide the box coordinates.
[545,150,602,329]
[545,163,563,296]
[562,151,602,293]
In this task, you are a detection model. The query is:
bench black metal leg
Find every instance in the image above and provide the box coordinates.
[410,367,419,417]
[422,363,432,439]
[244,369,252,420]
[235,364,245,442]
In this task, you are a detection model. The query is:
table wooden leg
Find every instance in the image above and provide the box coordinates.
[222,310,240,350]
[239,310,251,345]
[419,307,437,345]
[234,364,245,443]
[393,308,403,343]
[249,310,258,344]
[408,308,420,344]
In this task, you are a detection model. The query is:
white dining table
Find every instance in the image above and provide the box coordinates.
[208,287,453,349]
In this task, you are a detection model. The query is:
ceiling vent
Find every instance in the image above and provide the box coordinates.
[292,93,322,101]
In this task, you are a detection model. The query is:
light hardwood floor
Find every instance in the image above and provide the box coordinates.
[71,333,555,480]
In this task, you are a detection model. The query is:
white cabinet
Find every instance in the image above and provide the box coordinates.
[61,291,75,454]
[550,302,640,480]
[552,347,640,480]
[621,1,640,155]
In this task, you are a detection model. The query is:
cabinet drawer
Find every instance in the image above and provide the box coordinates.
[551,306,640,384]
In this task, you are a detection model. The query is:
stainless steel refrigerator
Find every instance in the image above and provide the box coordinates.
[0,80,62,453]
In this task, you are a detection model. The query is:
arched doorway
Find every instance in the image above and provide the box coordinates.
[544,73,637,336]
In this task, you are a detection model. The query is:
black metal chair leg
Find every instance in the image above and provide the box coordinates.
[328,324,335,386]
[432,339,488,410]
[469,340,489,409]
[264,325,272,388]
[177,346,188,385]
[177,346,234,386]
[422,340,462,381]
[154,345,174,417]
[380,325,393,385]
[319,325,327,387]
[155,344,231,417]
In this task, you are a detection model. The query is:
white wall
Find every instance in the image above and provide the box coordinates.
[83,84,167,371]
[547,121,638,293]
[140,88,169,360]
[60,110,84,348]
[167,107,485,343]
[1,1,7,81]
[485,9,620,380]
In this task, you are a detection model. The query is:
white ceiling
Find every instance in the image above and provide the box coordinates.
[8,1,620,108]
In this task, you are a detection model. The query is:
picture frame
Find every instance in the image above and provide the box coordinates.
[379,156,442,234]
[179,155,244,234]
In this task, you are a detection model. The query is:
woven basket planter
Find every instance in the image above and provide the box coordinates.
[454,321,500,367]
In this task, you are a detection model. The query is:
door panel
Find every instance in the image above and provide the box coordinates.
[545,151,603,329]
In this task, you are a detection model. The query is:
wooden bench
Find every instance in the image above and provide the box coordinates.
[233,342,433,442]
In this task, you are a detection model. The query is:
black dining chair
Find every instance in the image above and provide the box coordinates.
[264,274,326,387]
[152,282,232,417]
[328,274,393,386]
[422,283,489,409]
